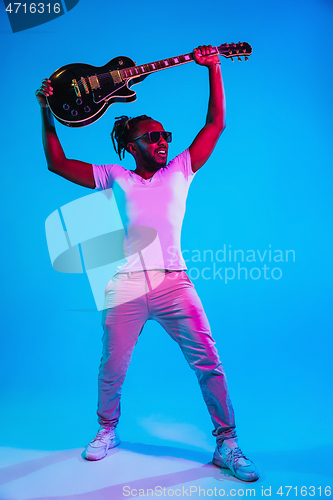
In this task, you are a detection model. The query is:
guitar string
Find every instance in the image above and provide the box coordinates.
[74,46,248,91]
[96,55,195,81]
[75,53,196,90]
[75,50,207,87]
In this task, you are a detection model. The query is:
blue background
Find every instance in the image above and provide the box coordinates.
[0,0,332,494]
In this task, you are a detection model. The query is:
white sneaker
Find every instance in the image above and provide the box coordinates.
[83,427,120,461]
[213,439,259,482]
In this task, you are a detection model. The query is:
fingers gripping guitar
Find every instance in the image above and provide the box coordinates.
[193,45,220,66]
[36,43,252,128]
[35,79,53,108]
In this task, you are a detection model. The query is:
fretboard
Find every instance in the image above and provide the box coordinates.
[119,52,197,80]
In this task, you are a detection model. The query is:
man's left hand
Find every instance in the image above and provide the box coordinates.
[193,45,220,67]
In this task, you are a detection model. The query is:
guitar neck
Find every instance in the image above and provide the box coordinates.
[117,42,252,80]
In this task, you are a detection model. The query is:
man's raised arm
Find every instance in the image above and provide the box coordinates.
[189,45,226,173]
[36,79,95,189]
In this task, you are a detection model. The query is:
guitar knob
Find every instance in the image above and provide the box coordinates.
[63,103,70,110]
[71,109,78,116]
[84,106,91,113]
[76,98,83,105]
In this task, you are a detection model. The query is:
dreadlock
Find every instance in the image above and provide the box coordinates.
[111,115,152,160]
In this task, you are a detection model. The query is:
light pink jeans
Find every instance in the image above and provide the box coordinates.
[98,269,236,445]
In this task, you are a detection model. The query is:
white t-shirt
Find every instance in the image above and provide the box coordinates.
[92,149,196,272]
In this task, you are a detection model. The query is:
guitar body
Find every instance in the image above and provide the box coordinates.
[46,56,144,127]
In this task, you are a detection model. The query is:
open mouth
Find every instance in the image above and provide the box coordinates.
[157,148,167,157]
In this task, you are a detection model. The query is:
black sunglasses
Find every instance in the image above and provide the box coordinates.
[132,131,172,144]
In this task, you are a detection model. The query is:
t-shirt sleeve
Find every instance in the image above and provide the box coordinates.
[92,164,115,190]
[168,148,195,181]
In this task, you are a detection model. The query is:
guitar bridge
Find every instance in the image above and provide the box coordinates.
[81,77,90,94]
[71,79,81,97]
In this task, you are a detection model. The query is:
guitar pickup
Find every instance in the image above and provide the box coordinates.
[88,74,100,90]
[110,70,122,83]
[72,79,81,97]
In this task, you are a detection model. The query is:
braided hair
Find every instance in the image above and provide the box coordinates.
[111,115,152,160]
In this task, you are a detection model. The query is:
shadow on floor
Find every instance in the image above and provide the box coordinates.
[1,442,332,500]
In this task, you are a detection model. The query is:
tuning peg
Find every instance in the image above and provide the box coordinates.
[245,56,249,61]
[237,56,241,61]
[230,57,234,62]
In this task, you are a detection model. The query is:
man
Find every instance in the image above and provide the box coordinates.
[36,45,259,482]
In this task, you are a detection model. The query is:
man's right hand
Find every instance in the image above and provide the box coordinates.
[37,78,95,189]
[35,79,53,108]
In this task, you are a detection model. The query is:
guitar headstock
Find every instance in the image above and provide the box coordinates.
[217,42,252,61]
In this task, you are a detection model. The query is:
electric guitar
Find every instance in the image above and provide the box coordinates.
[46,42,252,128]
